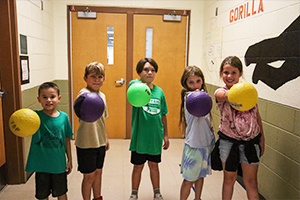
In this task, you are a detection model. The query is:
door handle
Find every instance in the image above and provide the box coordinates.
[115,78,125,85]
[0,90,6,98]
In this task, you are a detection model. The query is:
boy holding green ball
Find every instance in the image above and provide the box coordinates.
[128,58,169,200]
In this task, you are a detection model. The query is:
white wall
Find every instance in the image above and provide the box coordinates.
[201,0,300,109]
[17,0,55,91]
[19,0,300,109]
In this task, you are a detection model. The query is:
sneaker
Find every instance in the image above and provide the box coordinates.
[153,193,164,200]
[129,194,138,200]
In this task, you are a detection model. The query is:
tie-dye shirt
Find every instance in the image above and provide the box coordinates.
[214,87,260,141]
[184,93,215,148]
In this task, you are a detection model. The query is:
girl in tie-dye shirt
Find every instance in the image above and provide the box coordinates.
[179,66,215,200]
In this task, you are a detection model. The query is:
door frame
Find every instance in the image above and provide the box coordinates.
[67,6,190,138]
[0,0,25,185]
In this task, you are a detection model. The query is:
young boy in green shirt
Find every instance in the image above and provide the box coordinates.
[26,82,73,200]
[129,58,170,200]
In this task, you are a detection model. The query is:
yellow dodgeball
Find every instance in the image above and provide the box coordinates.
[228,82,258,111]
[9,108,40,137]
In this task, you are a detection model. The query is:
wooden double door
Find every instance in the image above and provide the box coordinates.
[69,7,189,139]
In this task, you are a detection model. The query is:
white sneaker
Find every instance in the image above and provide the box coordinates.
[153,193,164,200]
[129,194,138,200]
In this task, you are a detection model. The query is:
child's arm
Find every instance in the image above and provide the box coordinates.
[215,89,228,102]
[257,109,265,156]
[105,133,110,151]
[65,137,72,174]
[162,115,170,150]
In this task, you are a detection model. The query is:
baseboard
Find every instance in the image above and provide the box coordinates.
[0,164,7,192]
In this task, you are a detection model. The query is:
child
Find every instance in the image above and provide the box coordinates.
[128,57,169,200]
[26,82,73,200]
[75,62,109,200]
[179,66,215,200]
[214,56,265,200]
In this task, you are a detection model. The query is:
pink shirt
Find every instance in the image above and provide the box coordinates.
[215,87,260,141]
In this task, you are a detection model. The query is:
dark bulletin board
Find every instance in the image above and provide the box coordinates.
[20,34,28,54]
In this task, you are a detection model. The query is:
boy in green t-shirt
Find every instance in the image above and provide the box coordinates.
[26,82,73,200]
[128,58,170,200]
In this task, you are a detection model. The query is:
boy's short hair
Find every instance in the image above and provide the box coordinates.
[38,82,60,96]
[84,62,105,78]
[136,58,158,74]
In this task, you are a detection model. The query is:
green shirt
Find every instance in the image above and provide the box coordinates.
[129,80,168,155]
[26,110,73,174]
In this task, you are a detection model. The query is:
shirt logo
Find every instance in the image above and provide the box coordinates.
[143,99,161,115]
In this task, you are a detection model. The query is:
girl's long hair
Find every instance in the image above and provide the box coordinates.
[179,66,208,136]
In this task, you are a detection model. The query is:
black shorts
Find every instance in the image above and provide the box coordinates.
[35,172,67,199]
[130,151,161,165]
[76,146,106,174]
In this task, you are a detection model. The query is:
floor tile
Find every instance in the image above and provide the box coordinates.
[0,139,248,200]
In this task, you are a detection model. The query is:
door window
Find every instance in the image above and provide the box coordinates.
[107,27,114,65]
[146,28,153,58]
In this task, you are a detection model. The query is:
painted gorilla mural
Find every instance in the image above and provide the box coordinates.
[245,16,300,90]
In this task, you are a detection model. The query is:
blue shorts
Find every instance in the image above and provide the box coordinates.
[219,139,260,165]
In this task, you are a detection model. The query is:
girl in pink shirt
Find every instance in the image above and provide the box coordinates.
[214,56,265,200]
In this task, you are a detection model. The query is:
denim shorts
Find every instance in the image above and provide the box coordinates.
[219,139,260,165]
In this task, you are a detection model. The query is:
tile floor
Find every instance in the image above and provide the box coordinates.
[0,139,247,200]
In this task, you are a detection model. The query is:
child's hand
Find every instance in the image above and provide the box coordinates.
[194,89,204,92]
[66,161,72,175]
[105,140,110,151]
[260,137,265,156]
[215,89,228,102]
[163,135,170,150]
[210,125,214,132]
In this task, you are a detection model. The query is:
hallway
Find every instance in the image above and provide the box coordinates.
[0,139,247,200]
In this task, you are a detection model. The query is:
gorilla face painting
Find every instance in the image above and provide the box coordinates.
[244,16,300,90]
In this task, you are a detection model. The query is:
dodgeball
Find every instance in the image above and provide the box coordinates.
[228,82,258,111]
[9,108,40,137]
[186,91,212,117]
[74,92,105,122]
[127,83,151,107]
